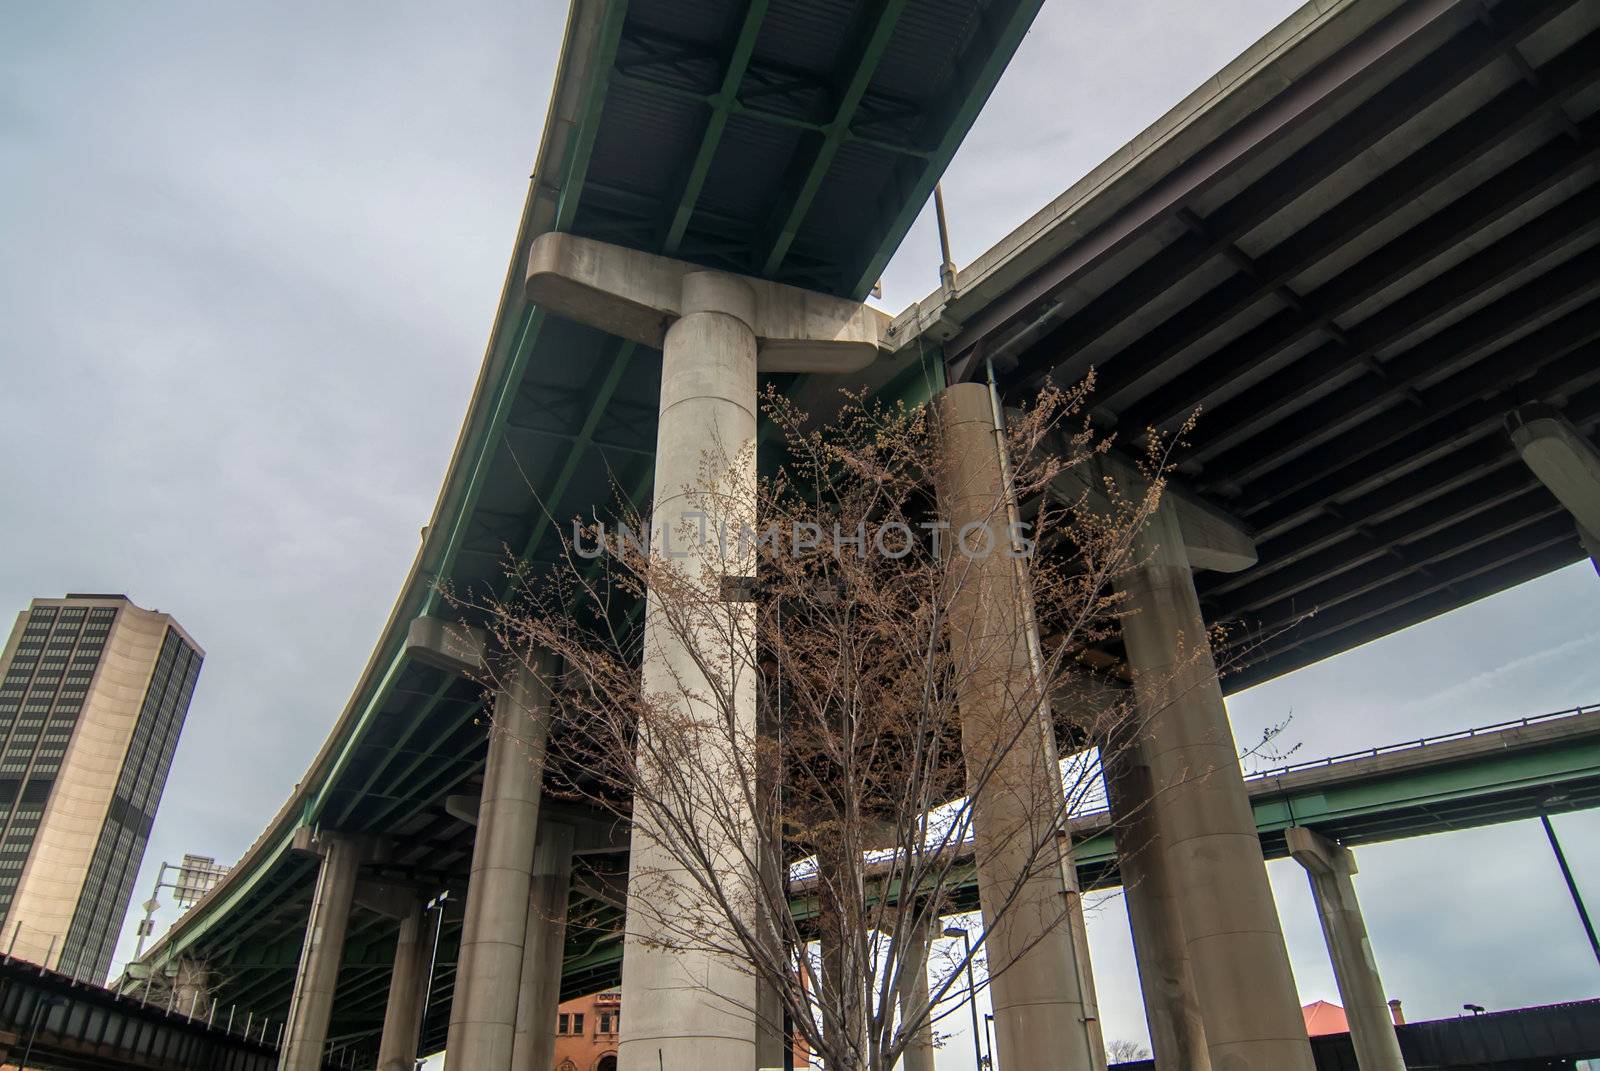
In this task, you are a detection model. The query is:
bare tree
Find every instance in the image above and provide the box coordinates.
[470,380,1196,1071]
[1106,1038,1151,1063]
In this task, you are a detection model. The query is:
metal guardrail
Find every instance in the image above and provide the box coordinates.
[1243,702,1598,781]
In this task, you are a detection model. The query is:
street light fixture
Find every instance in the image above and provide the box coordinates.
[943,925,986,1071]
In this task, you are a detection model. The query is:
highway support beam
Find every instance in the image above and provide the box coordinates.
[1286,827,1404,1071]
[445,652,559,1071]
[1118,494,1315,1071]
[511,821,575,1071]
[1507,404,1600,574]
[524,231,889,1071]
[279,830,363,1071]
[933,381,1105,1071]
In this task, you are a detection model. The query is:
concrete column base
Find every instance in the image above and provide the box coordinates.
[279,832,362,1071]
[1103,740,1210,1071]
[512,823,575,1071]
[896,912,935,1071]
[446,657,556,1071]
[1119,498,1313,1071]
[1288,828,1404,1071]
[377,898,429,1071]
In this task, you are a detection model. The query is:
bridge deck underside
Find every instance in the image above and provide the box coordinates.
[140,0,1049,1058]
[959,0,1600,690]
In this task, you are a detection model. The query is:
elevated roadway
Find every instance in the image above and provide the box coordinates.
[907,0,1600,688]
[128,0,1045,1057]
[555,704,1600,996]
[131,0,1600,1062]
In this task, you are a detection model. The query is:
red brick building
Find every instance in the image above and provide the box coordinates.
[551,991,620,1071]
[550,990,810,1070]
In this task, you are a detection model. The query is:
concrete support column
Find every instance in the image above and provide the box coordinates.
[817,838,868,1065]
[1118,496,1313,1071]
[511,822,575,1071]
[1102,736,1210,1071]
[933,382,1104,1071]
[520,232,889,1071]
[279,832,362,1071]
[1508,404,1600,574]
[377,899,430,1071]
[896,911,935,1071]
[620,271,761,1071]
[445,657,556,1070]
[1286,828,1404,1071]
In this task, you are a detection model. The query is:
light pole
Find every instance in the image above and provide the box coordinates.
[944,925,986,1071]
[983,1013,996,1070]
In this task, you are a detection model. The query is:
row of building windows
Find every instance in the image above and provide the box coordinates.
[556,1011,620,1036]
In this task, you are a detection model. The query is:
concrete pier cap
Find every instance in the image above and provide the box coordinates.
[1507,403,1600,570]
[525,231,892,373]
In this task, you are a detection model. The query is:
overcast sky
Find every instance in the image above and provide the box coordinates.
[2,0,1596,1064]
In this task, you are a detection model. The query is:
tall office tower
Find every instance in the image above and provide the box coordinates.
[0,594,202,981]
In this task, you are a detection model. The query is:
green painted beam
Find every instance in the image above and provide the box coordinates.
[364,700,487,824]
[335,675,458,827]
[662,0,771,253]
[847,0,1047,298]
[757,0,910,279]
[609,70,930,163]
[539,721,1600,992]
[553,0,631,235]
[501,338,638,603]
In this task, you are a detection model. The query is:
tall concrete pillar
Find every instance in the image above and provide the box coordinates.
[933,382,1104,1071]
[1102,736,1210,1071]
[1286,828,1404,1071]
[445,656,556,1070]
[895,911,935,1071]
[377,898,430,1071]
[1118,496,1313,1070]
[1508,404,1600,574]
[622,269,763,1071]
[521,231,888,1071]
[280,831,362,1071]
[511,822,574,1071]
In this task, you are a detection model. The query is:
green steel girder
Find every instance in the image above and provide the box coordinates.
[502,337,639,601]
[334,675,458,827]
[757,0,911,278]
[847,0,1047,298]
[553,0,631,236]
[358,702,489,832]
[608,69,931,163]
[662,0,771,253]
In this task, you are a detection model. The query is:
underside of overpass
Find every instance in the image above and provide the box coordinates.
[127,0,1600,1064]
[926,0,1600,690]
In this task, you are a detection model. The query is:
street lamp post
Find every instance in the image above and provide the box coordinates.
[944,925,986,1071]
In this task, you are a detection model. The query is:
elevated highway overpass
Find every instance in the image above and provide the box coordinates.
[129,0,1600,1066]
[553,704,1600,996]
